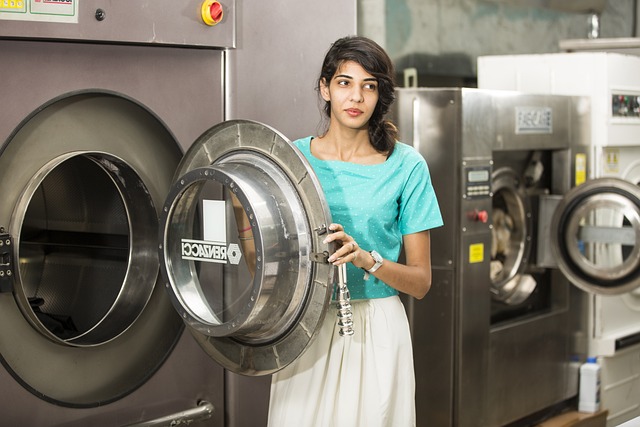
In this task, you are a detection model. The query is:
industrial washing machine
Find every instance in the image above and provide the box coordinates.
[0,2,355,426]
[478,52,640,426]
[390,87,639,426]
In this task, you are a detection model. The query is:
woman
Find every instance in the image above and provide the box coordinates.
[267,35,443,427]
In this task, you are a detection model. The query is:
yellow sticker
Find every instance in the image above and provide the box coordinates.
[575,153,587,186]
[603,148,620,174]
[469,243,484,264]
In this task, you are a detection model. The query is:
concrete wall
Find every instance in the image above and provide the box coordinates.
[358,0,636,83]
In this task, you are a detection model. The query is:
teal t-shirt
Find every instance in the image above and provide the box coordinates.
[294,136,443,300]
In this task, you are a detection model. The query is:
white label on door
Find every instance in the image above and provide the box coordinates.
[203,199,226,243]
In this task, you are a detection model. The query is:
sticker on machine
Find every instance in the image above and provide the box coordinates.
[603,148,620,174]
[515,106,552,134]
[469,243,484,264]
[180,199,242,265]
[0,0,77,23]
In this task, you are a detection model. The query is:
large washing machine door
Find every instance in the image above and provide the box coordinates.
[551,178,640,295]
[159,120,334,376]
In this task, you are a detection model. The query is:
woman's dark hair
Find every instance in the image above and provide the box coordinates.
[317,35,398,156]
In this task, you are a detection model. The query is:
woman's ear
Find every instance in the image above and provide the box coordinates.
[320,78,331,102]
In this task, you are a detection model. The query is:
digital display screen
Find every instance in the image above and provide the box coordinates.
[468,169,489,183]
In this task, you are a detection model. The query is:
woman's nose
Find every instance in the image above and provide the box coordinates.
[350,87,364,103]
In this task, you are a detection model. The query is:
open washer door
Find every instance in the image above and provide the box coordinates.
[159,120,334,376]
[551,178,640,295]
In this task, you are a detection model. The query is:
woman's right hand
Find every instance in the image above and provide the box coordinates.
[323,223,374,270]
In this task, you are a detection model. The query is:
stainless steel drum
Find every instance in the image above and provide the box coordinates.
[0,93,184,406]
[160,120,335,376]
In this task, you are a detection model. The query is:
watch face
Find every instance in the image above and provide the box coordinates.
[371,250,383,263]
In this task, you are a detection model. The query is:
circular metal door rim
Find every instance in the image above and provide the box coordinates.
[0,92,184,406]
[551,178,640,295]
[159,120,334,376]
[163,158,313,341]
[564,193,640,280]
[10,151,159,347]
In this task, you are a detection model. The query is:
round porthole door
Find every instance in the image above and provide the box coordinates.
[159,120,334,376]
[550,178,640,295]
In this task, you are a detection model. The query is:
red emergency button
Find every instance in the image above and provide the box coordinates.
[469,209,489,223]
[201,0,223,26]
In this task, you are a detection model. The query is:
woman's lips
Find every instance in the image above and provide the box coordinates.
[345,108,363,117]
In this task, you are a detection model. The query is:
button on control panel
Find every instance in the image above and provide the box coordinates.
[464,166,492,199]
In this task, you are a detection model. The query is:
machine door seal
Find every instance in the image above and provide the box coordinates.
[159,120,334,376]
[551,177,640,295]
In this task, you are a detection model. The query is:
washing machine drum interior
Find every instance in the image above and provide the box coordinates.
[490,167,535,306]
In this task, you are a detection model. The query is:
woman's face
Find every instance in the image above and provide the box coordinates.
[320,60,379,132]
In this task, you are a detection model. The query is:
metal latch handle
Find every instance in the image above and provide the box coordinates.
[336,263,354,337]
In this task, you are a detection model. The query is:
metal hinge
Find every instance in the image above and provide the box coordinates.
[310,251,329,264]
[0,232,14,293]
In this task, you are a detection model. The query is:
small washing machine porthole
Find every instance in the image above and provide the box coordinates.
[551,178,640,295]
[0,93,184,407]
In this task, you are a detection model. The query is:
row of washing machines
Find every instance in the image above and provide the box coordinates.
[393,52,640,427]
[2,4,640,426]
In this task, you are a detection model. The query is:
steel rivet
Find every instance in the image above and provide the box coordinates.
[95,8,106,21]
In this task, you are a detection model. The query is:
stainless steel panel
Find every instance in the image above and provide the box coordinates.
[0,30,226,427]
[392,89,463,268]
[227,1,358,139]
[0,331,224,426]
[488,306,573,426]
[401,267,455,427]
[392,88,590,427]
[0,0,236,48]
[537,195,563,269]
[0,40,224,150]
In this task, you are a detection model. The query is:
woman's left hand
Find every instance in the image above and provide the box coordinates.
[323,223,371,269]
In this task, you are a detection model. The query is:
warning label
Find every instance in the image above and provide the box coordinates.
[0,0,77,23]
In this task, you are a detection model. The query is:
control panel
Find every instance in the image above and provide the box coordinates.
[0,0,235,48]
[465,165,492,199]
[612,93,640,118]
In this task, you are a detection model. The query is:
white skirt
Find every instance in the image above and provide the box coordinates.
[268,296,416,427]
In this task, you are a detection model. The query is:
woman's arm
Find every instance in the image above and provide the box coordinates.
[325,224,433,300]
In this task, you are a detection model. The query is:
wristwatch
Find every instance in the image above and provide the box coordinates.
[367,250,384,273]
[362,250,383,280]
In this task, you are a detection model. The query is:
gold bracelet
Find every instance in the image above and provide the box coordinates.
[238,235,254,241]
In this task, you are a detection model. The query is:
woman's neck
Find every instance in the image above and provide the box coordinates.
[312,127,386,164]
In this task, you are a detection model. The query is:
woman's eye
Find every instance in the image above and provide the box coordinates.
[364,83,377,91]
[337,80,349,86]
